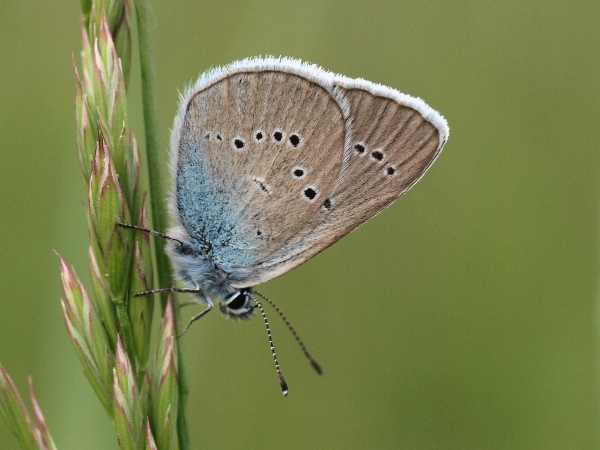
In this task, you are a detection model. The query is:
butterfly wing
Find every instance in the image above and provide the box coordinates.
[233,74,449,288]
[171,59,350,279]
[317,76,449,241]
[171,58,448,291]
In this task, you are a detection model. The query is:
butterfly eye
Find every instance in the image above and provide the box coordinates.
[227,292,247,309]
[220,290,255,320]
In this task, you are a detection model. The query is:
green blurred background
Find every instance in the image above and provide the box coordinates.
[1,1,599,448]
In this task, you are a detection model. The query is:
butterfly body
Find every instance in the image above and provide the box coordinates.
[166,57,448,317]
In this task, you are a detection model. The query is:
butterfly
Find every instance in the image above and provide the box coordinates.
[125,57,448,395]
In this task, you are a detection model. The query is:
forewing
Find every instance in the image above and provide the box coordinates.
[173,64,348,274]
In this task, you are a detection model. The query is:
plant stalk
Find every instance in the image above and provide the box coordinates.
[133,0,171,300]
[134,1,191,448]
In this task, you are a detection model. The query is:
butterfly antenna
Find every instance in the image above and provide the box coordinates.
[254,290,323,375]
[116,222,185,246]
[247,292,288,397]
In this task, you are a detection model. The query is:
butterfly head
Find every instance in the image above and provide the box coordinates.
[219,288,255,320]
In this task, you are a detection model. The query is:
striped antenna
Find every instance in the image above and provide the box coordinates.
[254,290,322,375]
[247,292,289,396]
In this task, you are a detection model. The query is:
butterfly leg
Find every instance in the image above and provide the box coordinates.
[133,287,204,297]
[179,298,214,338]
[134,284,212,336]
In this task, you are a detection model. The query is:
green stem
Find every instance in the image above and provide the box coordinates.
[134,1,191,448]
[133,0,171,298]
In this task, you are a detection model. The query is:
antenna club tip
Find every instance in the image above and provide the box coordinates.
[279,375,289,396]
[310,358,323,375]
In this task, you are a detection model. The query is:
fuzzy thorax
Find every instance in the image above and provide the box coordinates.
[165,225,236,299]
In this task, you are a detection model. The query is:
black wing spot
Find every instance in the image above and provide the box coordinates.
[216,134,223,141]
[204,132,211,140]
[303,187,318,201]
[291,166,307,179]
[370,149,385,162]
[323,198,332,209]
[254,131,265,142]
[272,130,284,142]
[354,143,366,155]
[288,133,301,148]
[256,229,262,236]
[385,166,397,177]
[232,137,246,150]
